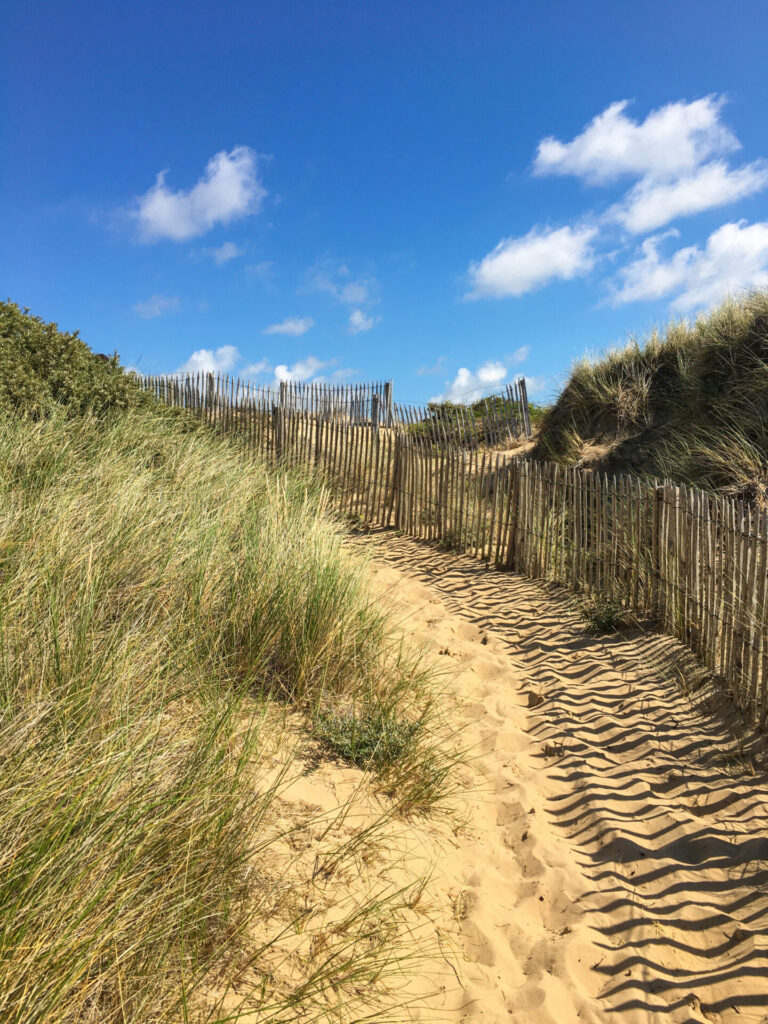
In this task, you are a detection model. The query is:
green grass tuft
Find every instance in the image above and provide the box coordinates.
[314,707,422,772]
[578,595,633,635]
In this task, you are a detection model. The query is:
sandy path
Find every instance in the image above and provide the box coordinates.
[363,530,768,1024]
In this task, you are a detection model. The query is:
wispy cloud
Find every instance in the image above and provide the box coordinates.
[348,309,377,333]
[609,220,768,310]
[177,345,240,374]
[133,147,266,242]
[416,356,447,376]
[533,95,768,236]
[472,95,768,309]
[270,357,357,386]
[466,224,598,299]
[240,358,271,378]
[304,260,377,305]
[263,316,315,336]
[245,261,275,284]
[133,294,180,319]
[509,345,530,363]
[313,367,358,384]
[210,241,244,264]
[273,356,330,382]
[609,160,768,235]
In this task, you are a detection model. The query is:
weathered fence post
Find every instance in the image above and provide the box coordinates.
[371,394,380,442]
[389,436,403,527]
[518,377,532,438]
[652,482,663,621]
[383,380,393,427]
[205,372,214,422]
[272,403,283,463]
[314,407,325,468]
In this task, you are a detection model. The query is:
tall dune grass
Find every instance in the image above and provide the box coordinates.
[537,290,768,496]
[0,408,447,1023]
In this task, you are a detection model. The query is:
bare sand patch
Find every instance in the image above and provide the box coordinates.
[357,530,768,1024]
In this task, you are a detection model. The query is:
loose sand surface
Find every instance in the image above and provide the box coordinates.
[359,530,768,1024]
[221,530,768,1023]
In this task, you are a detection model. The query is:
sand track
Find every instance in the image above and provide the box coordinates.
[364,530,768,1024]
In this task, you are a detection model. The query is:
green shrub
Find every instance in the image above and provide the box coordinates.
[0,300,147,417]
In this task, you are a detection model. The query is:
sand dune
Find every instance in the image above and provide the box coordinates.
[361,530,768,1024]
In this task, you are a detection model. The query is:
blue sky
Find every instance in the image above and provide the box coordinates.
[4,0,768,404]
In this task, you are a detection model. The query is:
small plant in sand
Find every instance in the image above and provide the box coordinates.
[578,595,633,635]
[439,528,464,553]
[315,707,421,769]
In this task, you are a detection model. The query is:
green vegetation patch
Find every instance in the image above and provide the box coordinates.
[314,706,423,772]
[536,290,768,498]
[0,300,149,417]
[578,595,634,635]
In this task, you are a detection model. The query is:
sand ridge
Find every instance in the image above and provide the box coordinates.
[362,530,768,1024]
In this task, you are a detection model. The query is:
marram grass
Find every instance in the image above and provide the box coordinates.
[537,289,768,497]
[0,408,450,1023]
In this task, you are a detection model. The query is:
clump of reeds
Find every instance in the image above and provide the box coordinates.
[0,407,450,1023]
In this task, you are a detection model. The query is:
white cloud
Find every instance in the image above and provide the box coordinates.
[348,309,377,333]
[534,96,738,185]
[431,360,508,404]
[177,344,240,374]
[270,358,356,386]
[313,367,358,384]
[610,219,768,310]
[211,241,244,264]
[273,356,330,383]
[522,374,555,399]
[263,316,315,336]
[467,95,768,309]
[610,160,768,234]
[509,345,530,363]
[305,261,376,305]
[134,147,266,242]
[241,359,271,377]
[133,294,180,319]
[467,224,598,299]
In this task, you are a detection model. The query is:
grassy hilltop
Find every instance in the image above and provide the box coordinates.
[535,290,768,501]
[0,302,448,1023]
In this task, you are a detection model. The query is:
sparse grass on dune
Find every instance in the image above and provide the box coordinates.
[537,289,768,498]
[0,406,451,1023]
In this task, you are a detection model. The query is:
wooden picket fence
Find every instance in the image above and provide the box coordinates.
[139,371,768,728]
[393,379,531,448]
